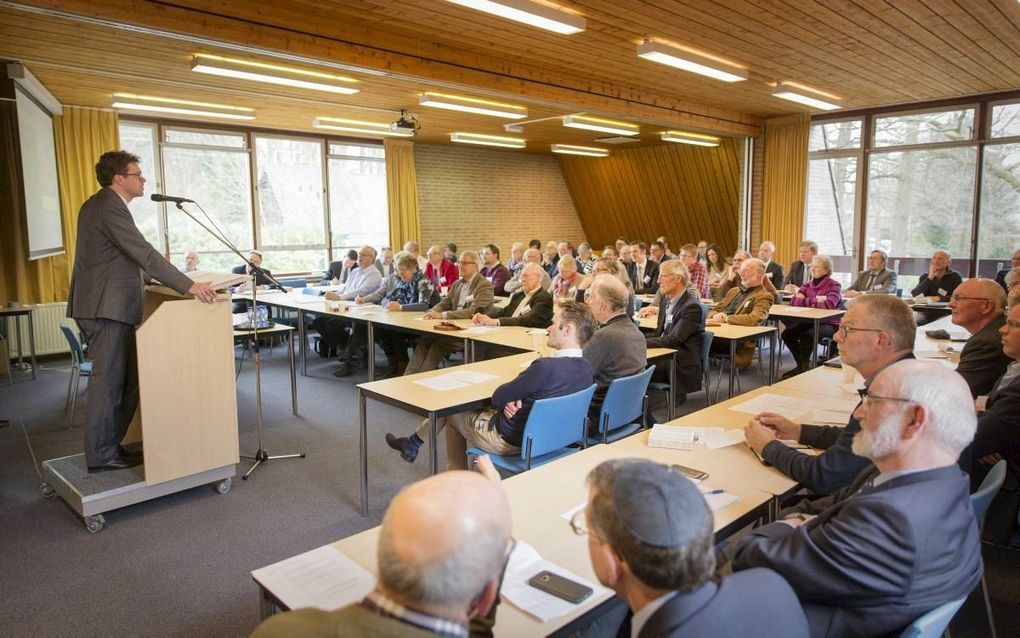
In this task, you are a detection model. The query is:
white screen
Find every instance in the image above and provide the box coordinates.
[15,87,64,260]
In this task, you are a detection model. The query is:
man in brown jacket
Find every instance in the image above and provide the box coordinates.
[707,257,775,369]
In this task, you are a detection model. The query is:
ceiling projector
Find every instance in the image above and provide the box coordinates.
[391,109,420,135]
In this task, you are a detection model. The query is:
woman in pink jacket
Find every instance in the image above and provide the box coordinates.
[781,255,843,378]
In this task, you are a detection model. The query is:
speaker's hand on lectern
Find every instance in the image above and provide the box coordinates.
[189,281,218,303]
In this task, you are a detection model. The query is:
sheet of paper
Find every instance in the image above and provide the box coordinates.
[811,408,849,425]
[412,374,470,391]
[291,295,327,304]
[462,326,497,334]
[702,491,740,511]
[250,545,375,612]
[779,306,811,313]
[500,541,606,623]
[446,370,499,384]
[702,429,745,449]
[647,424,695,450]
[728,393,813,420]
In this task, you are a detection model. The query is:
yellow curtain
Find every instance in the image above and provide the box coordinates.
[760,114,810,268]
[384,138,420,250]
[0,106,118,305]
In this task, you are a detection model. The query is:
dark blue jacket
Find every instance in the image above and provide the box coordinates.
[492,356,594,446]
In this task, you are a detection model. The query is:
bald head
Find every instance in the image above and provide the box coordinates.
[378,471,511,613]
[950,278,1006,333]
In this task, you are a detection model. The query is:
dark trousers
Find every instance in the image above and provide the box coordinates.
[782,321,837,369]
[76,318,138,466]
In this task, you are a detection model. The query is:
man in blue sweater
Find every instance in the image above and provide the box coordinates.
[386,300,597,470]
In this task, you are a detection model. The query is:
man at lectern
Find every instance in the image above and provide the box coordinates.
[68,150,218,473]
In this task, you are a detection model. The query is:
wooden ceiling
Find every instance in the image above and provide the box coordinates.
[2,0,1019,154]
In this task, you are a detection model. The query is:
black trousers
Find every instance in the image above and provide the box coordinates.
[76,318,138,466]
[781,321,837,369]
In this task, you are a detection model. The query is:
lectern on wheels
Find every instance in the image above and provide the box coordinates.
[40,286,240,533]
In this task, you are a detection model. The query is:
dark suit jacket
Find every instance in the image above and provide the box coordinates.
[995,268,1009,291]
[956,314,1011,398]
[637,569,808,638]
[734,465,983,638]
[321,260,344,283]
[68,188,194,326]
[231,263,274,286]
[632,259,660,294]
[646,290,704,392]
[252,601,441,638]
[971,373,1020,470]
[624,261,639,290]
[784,260,808,288]
[764,260,785,286]
[496,288,553,328]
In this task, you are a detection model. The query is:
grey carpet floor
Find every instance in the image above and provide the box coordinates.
[1,345,1017,637]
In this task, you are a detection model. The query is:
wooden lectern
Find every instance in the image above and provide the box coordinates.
[122,283,240,485]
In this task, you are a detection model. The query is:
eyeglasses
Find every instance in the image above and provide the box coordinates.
[569,510,588,536]
[949,294,991,303]
[118,172,144,179]
[1006,319,1020,329]
[857,387,915,406]
[838,324,884,338]
[458,260,477,266]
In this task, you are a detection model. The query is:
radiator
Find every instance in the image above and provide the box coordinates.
[3,302,70,357]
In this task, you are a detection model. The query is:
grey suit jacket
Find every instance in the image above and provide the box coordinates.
[68,188,194,326]
[848,267,897,295]
[956,314,1011,398]
[638,569,808,638]
[432,274,494,319]
[733,465,983,638]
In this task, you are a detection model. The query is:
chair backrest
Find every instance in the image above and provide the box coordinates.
[899,596,967,638]
[598,367,655,435]
[700,331,714,370]
[699,303,710,324]
[520,384,596,465]
[279,278,307,288]
[60,325,85,366]
[970,459,1007,525]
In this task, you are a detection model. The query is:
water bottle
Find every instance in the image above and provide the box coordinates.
[257,305,269,328]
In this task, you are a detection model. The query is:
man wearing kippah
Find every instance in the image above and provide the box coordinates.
[575,459,807,637]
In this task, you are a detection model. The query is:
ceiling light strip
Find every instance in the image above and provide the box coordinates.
[660,131,720,147]
[313,117,414,137]
[419,92,527,119]
[551,144,609,156]
[636,41,748,83]
[562,115,640,136]
[192,55,360,95]
[450,132,526,148]
[771,87,841,111]
[444,0,585,35]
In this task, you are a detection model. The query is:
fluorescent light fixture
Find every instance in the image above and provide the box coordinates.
[419,92,527,119]
[450,132,526,148]
[562,114,640,136]
[313,117,414,137]
[551,144,609,157]
[660,130,720,147]
[636,40,748,83]
[112,93,255,120]
[445,0,585,34]
[192,54,359,95]
[771,83,842,111]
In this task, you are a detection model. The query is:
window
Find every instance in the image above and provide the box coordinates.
[990,103,1020,139]
[809,120,861,152]
[254,135,326,273]
[806,119,862,283]
[119,121,162,248]
[328,142,388,255]
[161,128,253,272]
[977,142,1020,277]
[873,108,975,148]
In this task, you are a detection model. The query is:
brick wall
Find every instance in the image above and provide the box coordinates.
[414,144,586,255]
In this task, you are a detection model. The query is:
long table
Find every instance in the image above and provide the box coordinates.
[767,305,845,368]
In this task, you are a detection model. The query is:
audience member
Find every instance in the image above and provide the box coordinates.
[1006,267,1020,309]
[696,240,708,264]
[679,243,709,299]
[577,256,637,318]
[648,240,667,264]
[716,249,749,298]
[403,251,494,375]
[646,259,704,406]
[844,249,897,298]
[472,264,552,329]
[707,258,775,370]
[601,245,618,260]
[629,242,659,294]
[480,244,510,296]
[424,244,458,291]
[656,235,677,260]
[911,249,962,325]
[543,240,560,277]
[577,459,808,638]
[780,255,843,378]
[403,240,427,270]
[527,238,542,251]
[444,242,458,265]
[506,242,525,278]
[386,301,595,467]
[783,240,818,291]
[321,255,345,284]
[252,464,512,638]
[576,242,595,274]
[757,240,784,285]
[615,237,628,253]
[745,295,916,494]
[994,248,1020,291]
[375,247,395,278]
[583,276,647,426]
[549,255,582,300]
[734,360,982,638]
[232,250,273,286]
[181,250,199,273]
[317,247,384,372]
[704,243,727,301]
[558,240,574,260]
[950,278,1010,397]
[504,247,551,294]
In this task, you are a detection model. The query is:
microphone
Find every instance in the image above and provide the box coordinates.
[150,193,194,204]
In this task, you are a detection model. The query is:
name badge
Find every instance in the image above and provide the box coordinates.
[643,275,652,284]
[766,272,774,279]
[665,313,674,326]
[872,284,882,290]
[466,294,475,303]
[486,276,493,283]
[938,288,947,296]
[439,276,446,284]
[518,305,530,314]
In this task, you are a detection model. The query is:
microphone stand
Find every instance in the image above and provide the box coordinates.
[171,201,304,481]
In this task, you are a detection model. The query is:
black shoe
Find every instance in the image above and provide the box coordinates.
[118,446,144,459]
[781,367,803,380]
[87,456,142,473]
[385,433,419,463]
[332,360,364,377]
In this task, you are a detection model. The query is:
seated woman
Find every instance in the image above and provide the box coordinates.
[423,244,458,292]
[576,256,638,318]
[705,243,729,302]
[781,254,843,378]
[549,255,582,300]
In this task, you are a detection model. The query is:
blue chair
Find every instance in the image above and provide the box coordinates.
[592,367,655,445]
[648,331,715,419]
[278,278,307,289]
[969,460,1006,637]
[468,384,596,475]
[899,597,967,638]
[60,325,92,429]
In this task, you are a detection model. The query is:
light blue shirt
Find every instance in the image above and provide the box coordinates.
[339,265,382,300]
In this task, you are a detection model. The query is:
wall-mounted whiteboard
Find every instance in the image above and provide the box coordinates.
[15,86,63,260]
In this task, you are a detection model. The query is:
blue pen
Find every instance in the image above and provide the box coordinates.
[703,489,725,495]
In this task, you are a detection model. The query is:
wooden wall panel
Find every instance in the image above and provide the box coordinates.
[558,140,742,257]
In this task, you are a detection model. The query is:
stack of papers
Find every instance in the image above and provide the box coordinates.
[729,393,813,420]
[250,546,375,612]
[500,541,607,622]
[647,425,745,450]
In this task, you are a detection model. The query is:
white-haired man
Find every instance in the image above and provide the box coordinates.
[844,249,897,298]
[950,278,1010,397]
[734,360,983,638]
